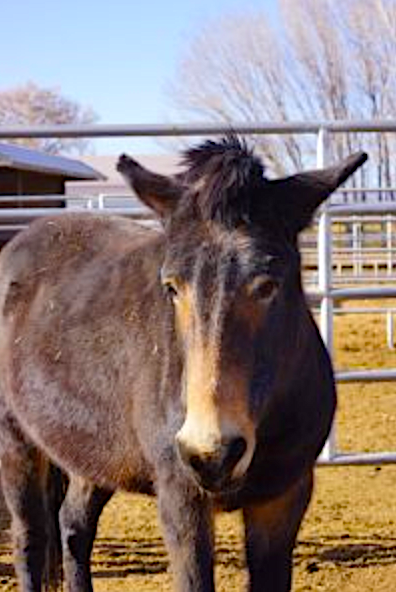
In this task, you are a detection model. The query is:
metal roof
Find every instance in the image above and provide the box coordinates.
[0,142,106,181]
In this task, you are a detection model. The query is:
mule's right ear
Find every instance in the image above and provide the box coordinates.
[265,151,368,234]
[117,154,181,218]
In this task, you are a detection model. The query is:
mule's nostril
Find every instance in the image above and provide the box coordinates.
[223,436,247,473]
[189,454,205,474]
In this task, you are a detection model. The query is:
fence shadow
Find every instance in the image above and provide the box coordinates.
[92,532,396,580]
[92,533,246,579]
[92,536,169,578]
[2,530,396,584]
[295,533,396,571]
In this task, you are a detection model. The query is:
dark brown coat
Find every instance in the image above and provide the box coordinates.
[0,137,367,592]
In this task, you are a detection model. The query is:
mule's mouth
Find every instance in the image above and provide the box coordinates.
[191,470,246,495]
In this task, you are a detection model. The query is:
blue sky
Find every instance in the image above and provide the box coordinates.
[1,0,278,153]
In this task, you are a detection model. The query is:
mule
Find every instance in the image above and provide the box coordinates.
[0,136,367,592]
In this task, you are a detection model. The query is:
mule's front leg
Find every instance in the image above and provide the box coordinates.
[59,474,113,592]
[243,471,313,592]
[157,469,215,592]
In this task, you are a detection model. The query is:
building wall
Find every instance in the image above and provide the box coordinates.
[0,169,66,207]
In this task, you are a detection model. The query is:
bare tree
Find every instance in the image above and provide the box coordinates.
[168,0,396,186]
[0,82,97,155]
[167,11,310,175]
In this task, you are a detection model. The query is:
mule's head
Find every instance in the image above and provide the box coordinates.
[117,137,367,492]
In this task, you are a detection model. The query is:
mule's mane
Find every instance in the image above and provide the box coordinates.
[181,135,266,227]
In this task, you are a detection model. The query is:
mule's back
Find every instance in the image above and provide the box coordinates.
[0,213,168,491]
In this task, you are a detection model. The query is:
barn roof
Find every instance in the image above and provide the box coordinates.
[0,142,106,181]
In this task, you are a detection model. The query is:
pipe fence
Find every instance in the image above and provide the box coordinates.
[1,120,396,466]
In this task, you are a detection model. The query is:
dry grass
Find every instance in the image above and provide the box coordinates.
[0,304,396,590]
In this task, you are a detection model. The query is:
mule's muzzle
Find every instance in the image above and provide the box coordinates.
[177,436,247,492]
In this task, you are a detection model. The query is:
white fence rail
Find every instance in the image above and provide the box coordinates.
[1,120,396,466]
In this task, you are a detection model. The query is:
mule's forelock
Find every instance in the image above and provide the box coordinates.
[180,135,265,228]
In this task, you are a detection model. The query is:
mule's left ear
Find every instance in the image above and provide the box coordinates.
[117,154,181,219]
[268,152,368,233]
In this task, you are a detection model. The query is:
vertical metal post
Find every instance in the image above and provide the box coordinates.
[386,214,393,276]
[317,128,334,354]
[352,216,359,277]
[358,220,363,277]
[317,127,336,462]
[387,310,394,350]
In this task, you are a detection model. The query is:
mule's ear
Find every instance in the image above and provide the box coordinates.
[117,154,181,218]
[268,152,368,233]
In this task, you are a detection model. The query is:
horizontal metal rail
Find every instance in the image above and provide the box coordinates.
[0,122,325,138]
[330,203,396,215]
[308,286,396,304]
[1,119,396,139]
[336,369,396,382]
[337,187,396,194]
[0,207,152,223]
[0,195,68,204]
[331,286,396,300]
[328,247,396,254]
[318,451,396,466]
[331,307,396,314]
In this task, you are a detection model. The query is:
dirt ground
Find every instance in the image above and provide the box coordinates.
[0,304,396,591]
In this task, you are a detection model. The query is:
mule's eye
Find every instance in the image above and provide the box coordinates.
[163,280,179,300]
[248,277,278,301]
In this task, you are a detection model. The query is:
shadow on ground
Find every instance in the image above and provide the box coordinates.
[92,537,169,578]
[90,532,396,580]
[0,531,396,586]
[296,534,396,572]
